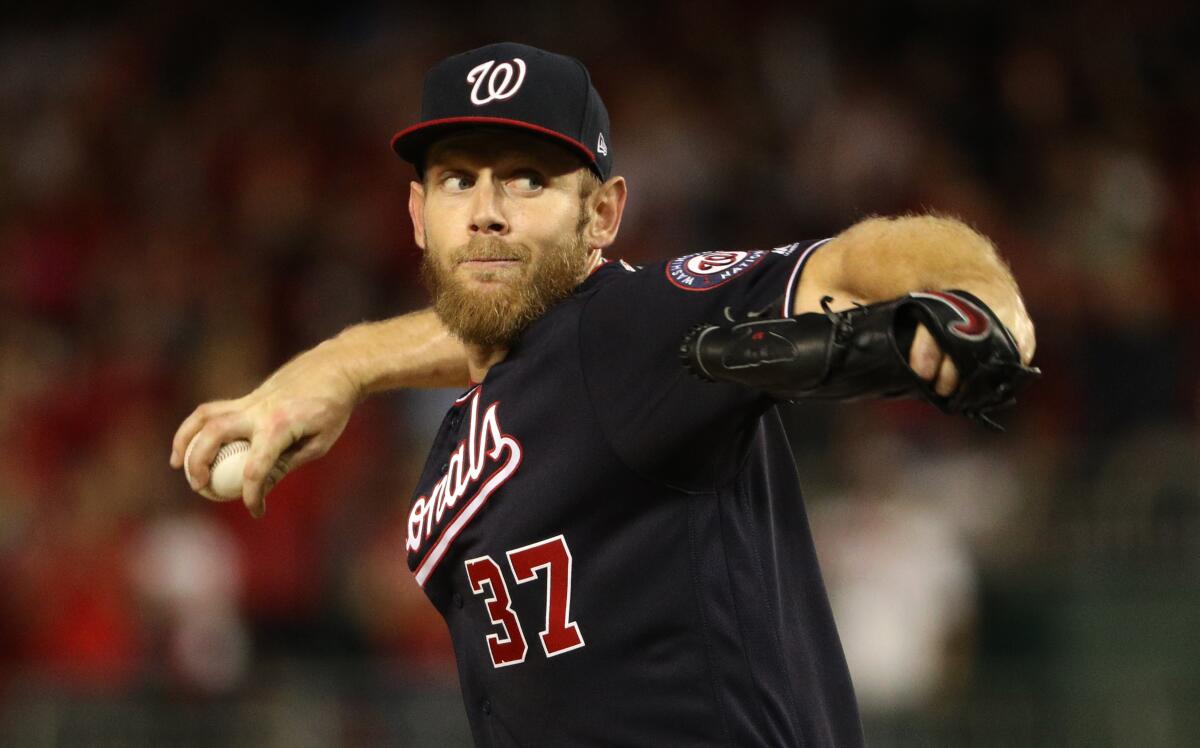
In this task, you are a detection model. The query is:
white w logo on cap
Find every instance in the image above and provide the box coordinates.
[467,58,527,105]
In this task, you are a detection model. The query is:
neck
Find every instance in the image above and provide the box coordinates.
[586,248,605,274]
[466,344,509,384]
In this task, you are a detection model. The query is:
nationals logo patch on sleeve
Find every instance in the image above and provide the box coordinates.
[666,250,767,291]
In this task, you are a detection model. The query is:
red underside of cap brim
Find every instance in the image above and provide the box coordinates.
[391,116,598,169]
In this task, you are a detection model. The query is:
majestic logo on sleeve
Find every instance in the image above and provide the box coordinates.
[910,291,991,340]
[666,250,767,291]
[408,387,523,587]
[467,58,527,105]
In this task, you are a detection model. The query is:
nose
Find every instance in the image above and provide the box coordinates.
[469,179,509,236]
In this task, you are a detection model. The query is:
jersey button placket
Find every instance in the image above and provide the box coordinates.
[481,699,492,716]
[452,592,463,609]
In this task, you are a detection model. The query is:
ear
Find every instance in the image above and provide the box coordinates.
[408,180,427,250]
[582,176,627,251]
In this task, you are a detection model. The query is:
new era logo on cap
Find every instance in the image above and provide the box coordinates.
[392,42,613,180]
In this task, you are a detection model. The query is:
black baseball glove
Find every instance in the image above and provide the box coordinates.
[679,290,1039,429]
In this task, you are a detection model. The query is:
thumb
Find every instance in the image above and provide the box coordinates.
[908,323,944,382]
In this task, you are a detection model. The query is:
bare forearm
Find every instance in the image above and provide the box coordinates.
[173,308,469,516]
[832,215,1017,301]
[335,308,470,394]
[802,214,1035,361]
[283,309,470,399]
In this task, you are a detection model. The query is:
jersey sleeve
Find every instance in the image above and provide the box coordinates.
[578,240,831,490]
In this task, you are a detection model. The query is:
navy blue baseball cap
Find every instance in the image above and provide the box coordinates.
[392,42,612,180]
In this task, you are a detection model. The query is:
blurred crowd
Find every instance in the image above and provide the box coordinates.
[1,2,1197,744]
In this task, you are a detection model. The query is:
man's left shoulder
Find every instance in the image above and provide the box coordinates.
[662,249,777,293]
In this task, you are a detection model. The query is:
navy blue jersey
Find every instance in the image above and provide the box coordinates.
[405,240,863,747]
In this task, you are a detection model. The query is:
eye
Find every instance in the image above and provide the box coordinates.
[441,174,474,193]
[506,172,544,193]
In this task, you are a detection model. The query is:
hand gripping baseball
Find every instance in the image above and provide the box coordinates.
[170,345,360,517]
[679,290,1040,429]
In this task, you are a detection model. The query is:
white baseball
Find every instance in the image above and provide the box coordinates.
[184,437,289,501]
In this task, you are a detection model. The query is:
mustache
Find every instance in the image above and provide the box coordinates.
[449,237,532,264]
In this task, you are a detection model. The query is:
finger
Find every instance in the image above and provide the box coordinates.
[242,460,271,520]
[171,400,233,467]
[245,492,266,520]
[242,461,278,519]
[908,324,943,382]
[934,355,960,397]
[287,433,334,468]
[184,414,251,490]
[244,494,265,519]
[241,418,302,518]
[284,405,351,469]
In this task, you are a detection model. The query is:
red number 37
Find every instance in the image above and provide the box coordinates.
[463,534,585,668]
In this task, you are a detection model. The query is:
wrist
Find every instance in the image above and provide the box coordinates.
[324,329,373,403]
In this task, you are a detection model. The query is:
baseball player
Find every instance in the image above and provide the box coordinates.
[172,43,1036,746]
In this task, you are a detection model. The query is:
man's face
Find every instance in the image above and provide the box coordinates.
[412,130,596,348]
